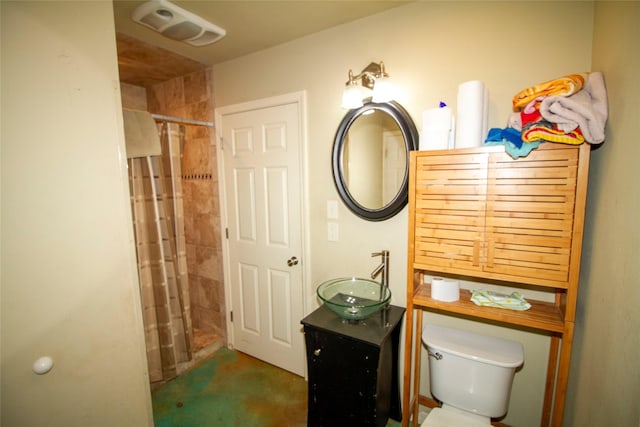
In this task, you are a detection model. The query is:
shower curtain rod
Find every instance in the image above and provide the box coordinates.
[151,113,214,128]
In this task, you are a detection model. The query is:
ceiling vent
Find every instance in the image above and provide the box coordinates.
[132,0,226,47]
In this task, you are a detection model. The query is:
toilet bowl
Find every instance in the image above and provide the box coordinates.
[420,323,524,427]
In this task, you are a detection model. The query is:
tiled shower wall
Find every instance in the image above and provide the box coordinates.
[121,68,226,349]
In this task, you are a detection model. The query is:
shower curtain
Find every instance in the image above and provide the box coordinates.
[128,122,193,384]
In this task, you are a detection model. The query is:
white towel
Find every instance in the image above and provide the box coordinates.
[123,109,162,158]
[540,72,608,144]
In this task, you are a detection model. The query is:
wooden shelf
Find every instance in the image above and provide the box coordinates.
[412,282,565,333]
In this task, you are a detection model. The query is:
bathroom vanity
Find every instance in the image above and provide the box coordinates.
[302,304,405,427]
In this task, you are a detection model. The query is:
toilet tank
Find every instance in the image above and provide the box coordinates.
[422,324,524,418]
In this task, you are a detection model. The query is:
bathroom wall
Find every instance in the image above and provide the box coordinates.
[123,69,227,348]
[211,2,638,426]
[1,2,153,425]
[565,2,640,426]
[213,1,593,309]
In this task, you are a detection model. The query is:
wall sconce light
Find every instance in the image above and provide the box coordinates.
[341,61,395,109]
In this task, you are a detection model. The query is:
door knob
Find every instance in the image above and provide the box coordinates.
[287,256,299,267]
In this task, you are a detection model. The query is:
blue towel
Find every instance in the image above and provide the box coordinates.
[485,127,541,159]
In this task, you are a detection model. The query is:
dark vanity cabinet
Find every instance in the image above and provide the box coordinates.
[301,305,405,427]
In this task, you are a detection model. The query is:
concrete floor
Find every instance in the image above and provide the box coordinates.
[152,347,307,426]
[152,347,402,427]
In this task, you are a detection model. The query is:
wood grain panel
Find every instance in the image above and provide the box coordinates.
[413,152,487,272]
[484,148,579,284]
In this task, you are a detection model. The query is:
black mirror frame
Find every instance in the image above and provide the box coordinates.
[332,100,419,221]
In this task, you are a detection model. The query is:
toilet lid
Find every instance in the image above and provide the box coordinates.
[421,408,491,427]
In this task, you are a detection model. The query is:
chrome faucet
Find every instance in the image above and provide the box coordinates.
[371,250,390,326]
[371,250,389,293]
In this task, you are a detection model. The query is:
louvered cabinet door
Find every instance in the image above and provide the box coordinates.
[413,152,489,274]
[484,147,580,287]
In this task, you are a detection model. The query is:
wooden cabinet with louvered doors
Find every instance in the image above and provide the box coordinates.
[403,143,591,427]
[412,144,584,289]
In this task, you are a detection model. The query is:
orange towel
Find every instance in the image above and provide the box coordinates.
[513,73,588,111]
[539,72,608,144]
[522,125,585,145]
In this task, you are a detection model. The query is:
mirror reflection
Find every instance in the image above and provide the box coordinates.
[342,111,405,209]
[332,100,419,221]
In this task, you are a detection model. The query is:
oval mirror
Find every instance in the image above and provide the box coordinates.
[332,100,419,221]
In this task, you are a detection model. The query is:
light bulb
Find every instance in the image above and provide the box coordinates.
[341,84,364,109]
[372,76,394,103]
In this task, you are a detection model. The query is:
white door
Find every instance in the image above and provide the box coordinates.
[218,96,305,376]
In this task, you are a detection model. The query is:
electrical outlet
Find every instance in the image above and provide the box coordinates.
[327,222,339,241]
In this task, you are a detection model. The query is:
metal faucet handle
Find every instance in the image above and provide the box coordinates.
[371,250,389,257]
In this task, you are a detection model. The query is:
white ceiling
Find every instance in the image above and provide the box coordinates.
[113,1,412,66]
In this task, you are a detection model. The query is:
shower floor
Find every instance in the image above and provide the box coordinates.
[175,328,224,377]
[193,328,221,352]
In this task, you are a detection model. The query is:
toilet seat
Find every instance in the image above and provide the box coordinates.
[421,407,491,427]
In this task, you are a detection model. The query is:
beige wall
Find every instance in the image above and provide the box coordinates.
[1,2,153,425]
[566,2,640,426]
[214,1,637,426]
[213,0,592,308]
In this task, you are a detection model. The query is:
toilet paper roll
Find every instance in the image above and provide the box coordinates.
[455,80,488,149]
[420,106,453,151]
[431,277,460,302]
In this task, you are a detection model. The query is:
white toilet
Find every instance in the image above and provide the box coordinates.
[421,323,524,427]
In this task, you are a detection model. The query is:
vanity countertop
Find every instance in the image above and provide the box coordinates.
[301,304,405,347]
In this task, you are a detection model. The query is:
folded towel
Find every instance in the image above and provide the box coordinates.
[484,138,541,159]
[486,127,523,148]
[522,123,585,145]
[518,98,585,145]
[540,72,608,144]
[123,109,162,158]
[520,97,545,127]
[513,73,588,111]
[470,290,531,311]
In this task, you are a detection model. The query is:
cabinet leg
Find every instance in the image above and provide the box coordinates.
[402,305,414,427]
[551,322,574,427]
[542,334,560,427]
[412,309,423,425]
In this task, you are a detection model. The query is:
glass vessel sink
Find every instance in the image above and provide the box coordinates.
[317,277,391,321]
